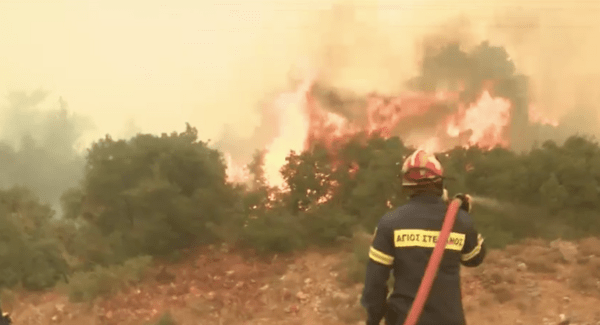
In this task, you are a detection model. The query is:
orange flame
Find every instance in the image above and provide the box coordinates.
[225,72,542,187]
[446,91,512,149]
[261,76,314,188]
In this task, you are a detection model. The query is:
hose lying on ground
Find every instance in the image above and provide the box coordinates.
[402,198,462,325]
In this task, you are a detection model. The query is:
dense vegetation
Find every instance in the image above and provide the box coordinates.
[0,42,598,300]
[1,120,599,295]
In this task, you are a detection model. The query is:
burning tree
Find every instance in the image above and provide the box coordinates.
[226,41,560,190]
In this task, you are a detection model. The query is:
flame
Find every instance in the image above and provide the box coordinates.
[226,71,524,187]
[305,94,356,151]
[262,75,314,188]
[224,152,249,184]
[445,91,512,149]
[419,137,442,153]
[365,91,458,137]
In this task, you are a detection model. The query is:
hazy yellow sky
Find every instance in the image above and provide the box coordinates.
[0,0,324,147]
[1,0,599,152]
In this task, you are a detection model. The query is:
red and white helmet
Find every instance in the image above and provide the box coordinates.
[401,149,444,186]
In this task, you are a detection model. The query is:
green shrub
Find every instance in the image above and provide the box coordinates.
[0,187,70,291]
[66,255,152,302]
[472,203,545,249]
[62,125,245,261]
[147,312,178,325]
[240,208,306,254]
[300,206,356,246]
[343,232,371,284]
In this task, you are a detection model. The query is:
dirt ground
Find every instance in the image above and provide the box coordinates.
[3,238,600,325]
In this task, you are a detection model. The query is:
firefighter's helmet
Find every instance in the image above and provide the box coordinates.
[401,149,444,186]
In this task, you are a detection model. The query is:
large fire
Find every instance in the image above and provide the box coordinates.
[446,91,512,149]
[225,74,557,187]
[261,76,314,187]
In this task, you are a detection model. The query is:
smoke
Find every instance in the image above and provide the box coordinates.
[486,5,600,140]
[214,0,600,162]
[213,99,280,163]
[121,118,142,140]
[0,90,94,214]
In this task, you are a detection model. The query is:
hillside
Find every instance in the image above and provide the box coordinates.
[3,237,600,325]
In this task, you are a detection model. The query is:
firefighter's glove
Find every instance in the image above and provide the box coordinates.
[0,312,11,325]
[442,188,449,204]
[454,193,472,213]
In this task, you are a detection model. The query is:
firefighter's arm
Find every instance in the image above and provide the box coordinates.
[360,222,394,325]
[460,215,486,267]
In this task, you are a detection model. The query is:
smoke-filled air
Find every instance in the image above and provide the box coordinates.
[1,1,600,324]
[0,91,93,213]
[213,0,600,186]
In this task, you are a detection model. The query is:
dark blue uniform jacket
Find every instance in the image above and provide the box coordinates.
[361,194,486,325]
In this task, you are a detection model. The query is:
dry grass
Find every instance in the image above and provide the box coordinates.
[527,256,558,273]
[569,268,599,294]
[591,256,600,276]
[337,232,372,286]
[321,291,365,324]
[481,249,504,265]
[463,300,477,314]
[514,245,561,273]
[0,288,17,313]
[478,292,495,307]
[146,312,178,325]
[504,244,526,257]
[521,238,549,247]
[489,283,515,303]
[188,297,218,317]
[502,269,518,284]
[478,266,518,290]
[336,304,366,324]
[63,255,153,302]
[218,303,256,323]
[579,237,600,257]
[569,256,600,295]
[478,268,519,306]
[514,298,529,312]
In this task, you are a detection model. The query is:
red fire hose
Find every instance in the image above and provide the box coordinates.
[402,198,462,325]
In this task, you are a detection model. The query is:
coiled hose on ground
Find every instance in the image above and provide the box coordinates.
[402,198,462,325]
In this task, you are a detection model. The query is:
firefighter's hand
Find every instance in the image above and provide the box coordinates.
[442,188,449,203]
[453,193,472,213]
[0,312,11,325]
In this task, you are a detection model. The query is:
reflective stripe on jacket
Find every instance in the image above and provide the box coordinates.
[361,193,486,325]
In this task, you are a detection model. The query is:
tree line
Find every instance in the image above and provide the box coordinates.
[0,41,596,293]
[1,122,599,292]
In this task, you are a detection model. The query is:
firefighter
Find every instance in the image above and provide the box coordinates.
[361,149,486,325]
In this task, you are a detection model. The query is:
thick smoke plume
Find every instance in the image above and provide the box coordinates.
[0,90,94,214]
[215,0,600,163]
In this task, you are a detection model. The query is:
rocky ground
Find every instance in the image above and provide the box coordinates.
[2,237,600,325]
